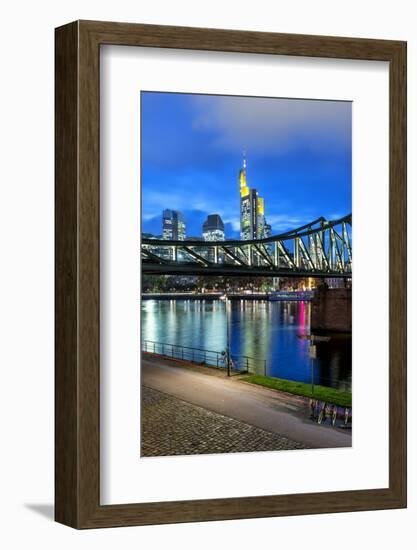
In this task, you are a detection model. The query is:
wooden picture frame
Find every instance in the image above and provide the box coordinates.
[55,20,407,528]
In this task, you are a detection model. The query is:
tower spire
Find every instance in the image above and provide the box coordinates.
[239,152,249,198]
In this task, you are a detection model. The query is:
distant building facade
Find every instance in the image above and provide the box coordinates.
[202,214,225,263]
[185,236,204,242]
[202,214,225,242]
[162,209,186,241]
[141,231,171,261]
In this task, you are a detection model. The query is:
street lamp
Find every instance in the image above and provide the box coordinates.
[298,334,331,396]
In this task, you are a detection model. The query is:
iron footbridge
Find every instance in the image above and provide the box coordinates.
[142,214,352,278]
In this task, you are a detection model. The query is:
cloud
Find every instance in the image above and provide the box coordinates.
[266,214,308,231]
[191,95,351,155]
[143,190,186,213]
[223,216,240,232]
[143,187,217,216]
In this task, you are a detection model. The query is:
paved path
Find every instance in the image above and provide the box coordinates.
[142,387,307,456]
[142,356,352,450]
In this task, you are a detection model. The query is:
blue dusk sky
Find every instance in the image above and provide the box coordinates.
[141,92,351,239]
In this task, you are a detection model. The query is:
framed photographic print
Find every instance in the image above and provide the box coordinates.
[55,20,406,528]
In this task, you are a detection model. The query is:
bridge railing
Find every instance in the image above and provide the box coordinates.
[142,339,266,375]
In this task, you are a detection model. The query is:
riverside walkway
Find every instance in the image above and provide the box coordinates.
[142,387,307,456]
[141,355,351,456]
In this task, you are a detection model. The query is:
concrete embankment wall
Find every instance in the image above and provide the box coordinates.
[142,293,271,301]
[142,293,222,300]
[310,288,352,333]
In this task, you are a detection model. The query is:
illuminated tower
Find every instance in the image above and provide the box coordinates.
[239,156,254,240]
[162,209,186,241]
[239,156,266,241]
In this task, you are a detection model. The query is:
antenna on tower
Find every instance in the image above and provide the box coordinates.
[243,151,247,169]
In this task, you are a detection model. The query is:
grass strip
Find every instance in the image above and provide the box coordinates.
[240,375,352,408]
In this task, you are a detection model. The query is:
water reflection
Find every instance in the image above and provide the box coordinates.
[141,299,351,390]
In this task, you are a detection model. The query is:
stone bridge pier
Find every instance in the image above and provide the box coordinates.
[311,287,352,333]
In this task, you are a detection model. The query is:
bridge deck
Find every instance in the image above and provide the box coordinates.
[142,262,351,277]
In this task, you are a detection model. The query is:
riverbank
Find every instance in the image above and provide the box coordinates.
[240,374,352,407]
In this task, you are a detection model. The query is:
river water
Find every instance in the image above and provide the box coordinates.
[141,299,352,390]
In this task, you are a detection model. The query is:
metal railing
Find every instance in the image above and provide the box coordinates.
[142,339,266,375]
[141,339,351,389]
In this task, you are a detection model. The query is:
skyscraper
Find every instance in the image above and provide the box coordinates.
[264,222,273,255]
[264,221,272,240]
[239,156,268,241]
[162,209,186,241]
[202,214,225,263]
[202,214,225,242]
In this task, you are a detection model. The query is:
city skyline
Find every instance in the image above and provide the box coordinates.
[141,91,352,239]
[144,157,268,242]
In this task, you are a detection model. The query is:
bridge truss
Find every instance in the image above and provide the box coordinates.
[142,214,352,278]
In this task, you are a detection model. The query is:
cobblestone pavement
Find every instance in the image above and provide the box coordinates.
[141,386,308,457]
